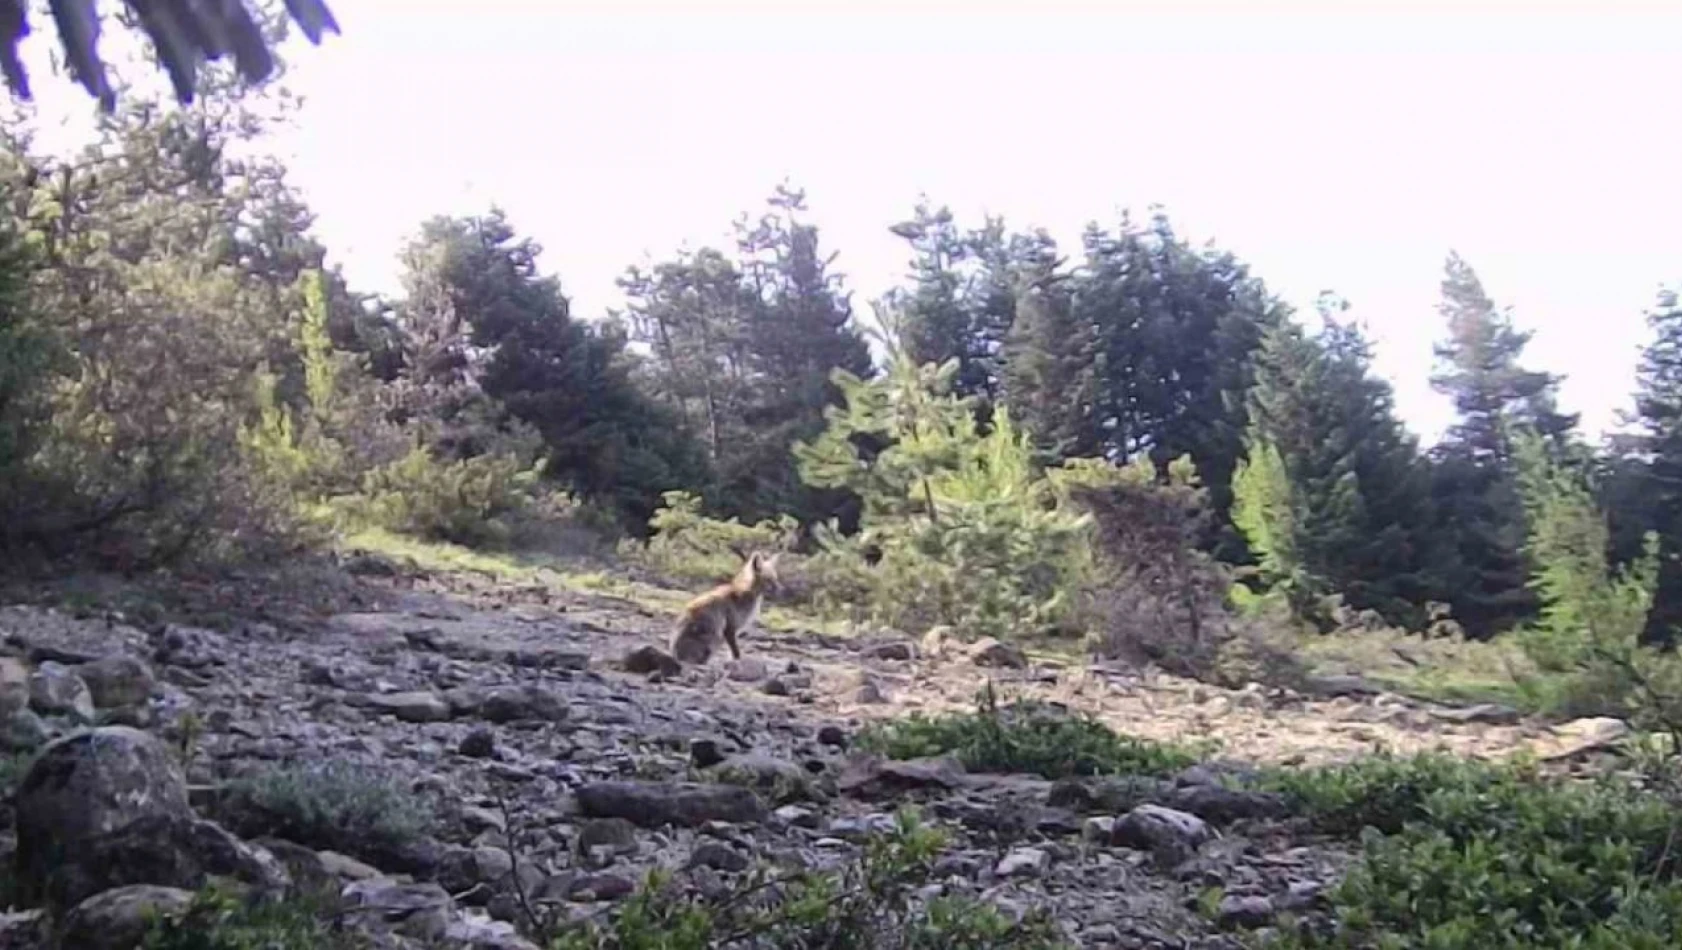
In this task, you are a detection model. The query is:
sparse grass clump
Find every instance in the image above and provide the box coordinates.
[855,688,1203,780]
[215,761,436,862]
[549,810,1068,949]
[1266,752,1682,948]
[140,888,368,950]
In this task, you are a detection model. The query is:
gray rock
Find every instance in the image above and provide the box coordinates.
[14,726,191,904]
[864,640,917,661]
[478,684,568,724]
[366,691,453,723]
[967,637,1027,669]
[1110,804,1212,861]
[816,724,847,748]
[837,754,966,799]
[690,737,728,769]
[459,727,497,759]
[688,841,750,872]
[852,680,888,705]
[576,781,766,828]
[341,878,454,942]
[60,884,195,950]
[711,753,809,801]
[1,708,49,752]
[1429,702,1523,725]
[152,625,226,669]
[576,817,640,855]
[438,846,516,892]
[995,847,1050,878]
[1217,894,1276,929]
[28,661,94,721]
[76,655,157,709]
[0,656,28,716]
[567,871,636,902]
[726,657,771,682]
[15,725,292,908]
[622,646,681,678]
[1167,784,1286,823]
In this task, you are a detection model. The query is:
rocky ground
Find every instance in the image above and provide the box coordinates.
[0,555,1635,948]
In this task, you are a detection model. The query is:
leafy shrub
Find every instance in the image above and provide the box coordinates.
[1266,752,1682,948]
[1508,432,1682,730]
[214,761,436,863]
[621,489,799,584]
[1067,457,1304,686]
[141,887,368,950]
[549,809,1067,949]
[340,444,551,548]
[855,686,1202,780]
[793,357,1097,640]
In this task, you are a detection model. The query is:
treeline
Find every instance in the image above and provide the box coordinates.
[1,67,1679,648]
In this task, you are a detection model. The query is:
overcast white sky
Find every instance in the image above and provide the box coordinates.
[26,0,1682,445]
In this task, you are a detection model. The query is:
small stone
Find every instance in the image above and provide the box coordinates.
[622,646,682,678]
[690,738,728,769]
[762,676,793,696]
[1,708,50,752]
[1218,894,1276,929]
[459,727,497,759]
[366,691,452,723]
[0,656,30,716]
[687,841,750,872]
[727,657,770,682]
[568,872,637,902]
[852,680,888,704]
[576,818,639,855]
[816,724,847,748]
[967,637,1027,669]
[1111,804,1212,860]
[461,806,507,835]
[341,879,453,941]
[1082,816,1118,842]
[75,655,157,710]
[865,641,917,661]
[28,662,94,721]
[994,847,1049,878]
[318,850,383,880]
[478,684,568,724]
[773,804,819,828]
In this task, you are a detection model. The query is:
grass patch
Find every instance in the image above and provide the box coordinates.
[214,761,436,862]
[141,887,368,950]
[549,809,1067,949]
[1263,752,1682,948]
[855,686,1205,780]
[1298,628,1540,710]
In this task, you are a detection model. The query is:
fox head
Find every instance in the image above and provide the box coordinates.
[738,550,782,595]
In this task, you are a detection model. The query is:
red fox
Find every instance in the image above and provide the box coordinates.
[669,550,782,666]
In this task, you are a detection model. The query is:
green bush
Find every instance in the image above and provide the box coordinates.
[549,809,1067,949]
[214,761,436,861]
[793,357,1098,640]
[1265,752,1682,948]
[855,687,1202,780]
[341,445,551,548]
[621,489,798,584]
[141,888,367,950]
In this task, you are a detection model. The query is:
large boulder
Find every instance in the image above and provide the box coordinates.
[14,726,286,908]
[576,781,766,828]
[58,885,195,950]
[75,655,158,710]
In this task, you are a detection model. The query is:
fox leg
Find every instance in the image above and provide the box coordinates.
[723,621,742,660]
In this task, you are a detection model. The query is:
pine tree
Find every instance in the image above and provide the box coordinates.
[1001,251,1097,461]
[1631,288,1682,645]
[622,186,875,525]
[1428,252,1579,637]
[1070,211,1284,556]
[396,210,706,525]
[1236,307,1434,626]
